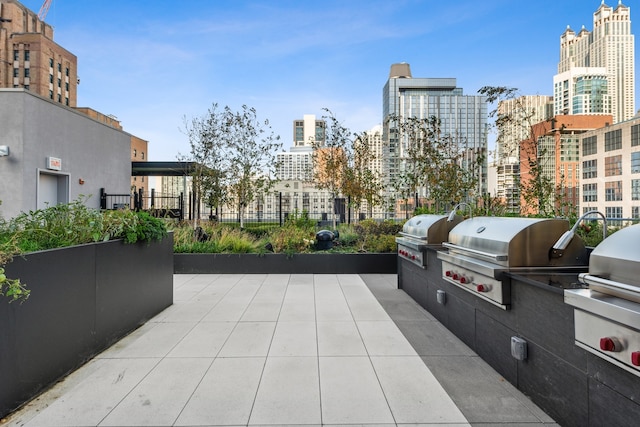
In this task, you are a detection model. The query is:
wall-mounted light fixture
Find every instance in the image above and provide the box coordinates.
[0,146,9,157]
[78,178,85,185]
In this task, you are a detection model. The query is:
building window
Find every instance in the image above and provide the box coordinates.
[57,63,61,72]
[141,152,145,160]
[133,149,137,158]
[632,179,640,201]
[631,152,640,174]
[582,135,597,156]
[632,206,640,219]
[65,82,69,91]
[65,97,69,106]
[582,183,597,202]
[633,124,640,147]
[13,68,19,78]
[24,68,30,78]
[13,50,19,61]
[582,159,597,179]
[65,67,69,77]
[49,74,53,83]
[57,78,61,87]
[606,206,623,225]
[604,129,622,151]
[24,50,30,61]
[57,94,61,102]
[605,181,622,201]
[49,90,54,99]
[604,155,622,176]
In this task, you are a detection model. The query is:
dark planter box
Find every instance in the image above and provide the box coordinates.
[0,235,173,418]
[174,252,397,274]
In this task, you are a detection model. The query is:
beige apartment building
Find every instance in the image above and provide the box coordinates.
[0,0,77,106]
[579,114,640,222]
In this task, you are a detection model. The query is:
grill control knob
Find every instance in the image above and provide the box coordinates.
[411,255,416,260]
[460,276,468,284]
[452,273,459,280]
[600,337,622,352]
[445,271,452,277]
[632,352,640,366]
[476,284,488,292]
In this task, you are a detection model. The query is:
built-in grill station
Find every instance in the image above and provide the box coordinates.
[565,223,640,377]
[437,217,589,309]
[396,214,462,268]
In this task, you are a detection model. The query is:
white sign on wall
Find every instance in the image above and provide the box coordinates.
[47,156,62,171]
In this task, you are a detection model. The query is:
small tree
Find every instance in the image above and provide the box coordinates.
[478,86,559,217]
[180,103,230,228]
[223,105,282,228]
[389,114,483,211]
[344,131,384,220]
[312,109,350,228]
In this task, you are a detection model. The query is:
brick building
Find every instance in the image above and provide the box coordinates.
[0,0,77,106]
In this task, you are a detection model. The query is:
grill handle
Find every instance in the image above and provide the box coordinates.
[442,242,508,262]
[578,273,640,303]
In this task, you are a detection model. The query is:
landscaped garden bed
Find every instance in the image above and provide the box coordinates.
[171,214,401,274]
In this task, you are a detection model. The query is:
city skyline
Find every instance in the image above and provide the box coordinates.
[18,0,640,161]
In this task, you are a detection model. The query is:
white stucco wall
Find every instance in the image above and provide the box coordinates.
[0,89,131,220]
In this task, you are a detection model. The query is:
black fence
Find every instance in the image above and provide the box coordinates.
[100,189,429,225]
[100,188,184,221]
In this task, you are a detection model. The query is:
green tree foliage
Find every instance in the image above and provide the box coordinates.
[345,131,384,219]
[311,109,350,228]
[181,103,230,227]
[388,114,483,208]
[478,86,563,217]
[224,105,282,228]
[311,109,385,225]
[181,104,282,229]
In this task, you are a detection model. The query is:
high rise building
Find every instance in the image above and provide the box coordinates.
[558,1,634,123]
[382,63,488,204]
[553,67,611,116]
[277,114,325,181]
[0,0,78,106]
[579,114,640,222]
[519,114,612,216]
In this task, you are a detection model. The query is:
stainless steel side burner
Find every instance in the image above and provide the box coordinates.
[565,223,640,377]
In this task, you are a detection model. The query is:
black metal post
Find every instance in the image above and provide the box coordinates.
[99,188,107,209]
[279,192,283,226]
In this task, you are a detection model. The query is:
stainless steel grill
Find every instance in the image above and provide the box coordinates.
[565,224,640,377]
[438,217,589,309]
[396,214,462,268]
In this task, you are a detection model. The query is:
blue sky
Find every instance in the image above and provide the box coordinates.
[21,0,640,160]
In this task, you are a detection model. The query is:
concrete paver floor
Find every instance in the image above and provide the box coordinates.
[5,274,558,426]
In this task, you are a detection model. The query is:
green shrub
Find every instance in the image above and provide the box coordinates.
[266,223,315,254]
[363,234,397,252]
[171,222,262,253]
[0,198,169,302]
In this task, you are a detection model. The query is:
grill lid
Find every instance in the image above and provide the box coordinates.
[586,223,640,288]
[445,217,586,267]
[398,214,461,244]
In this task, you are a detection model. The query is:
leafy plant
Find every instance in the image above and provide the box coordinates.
[0,198,169,302]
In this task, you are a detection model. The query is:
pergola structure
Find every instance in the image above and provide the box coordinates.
[128,161,204,220]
